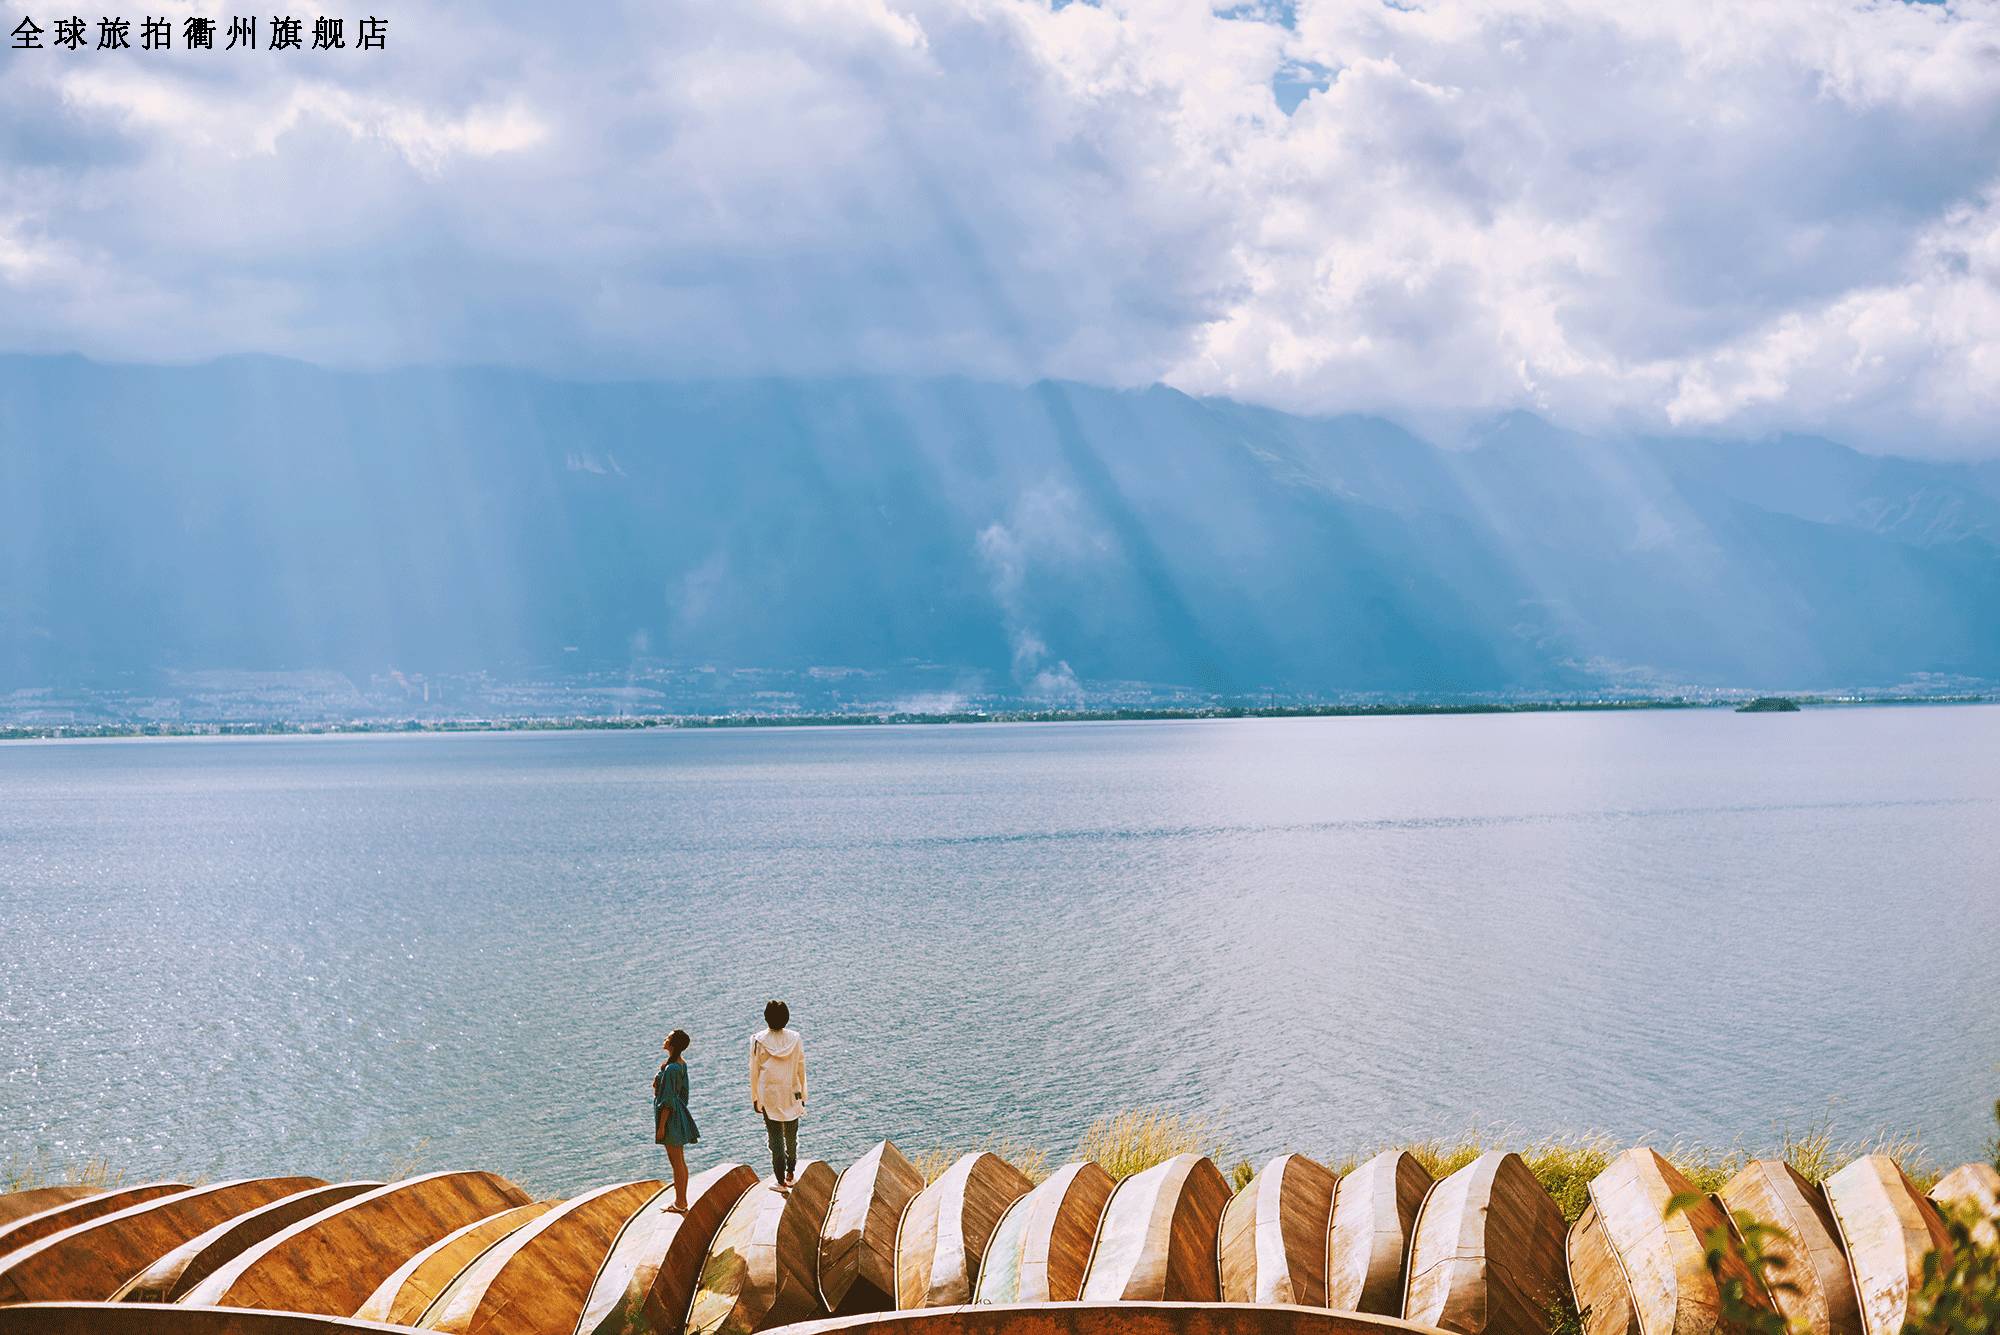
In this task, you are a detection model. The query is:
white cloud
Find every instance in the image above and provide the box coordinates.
[0,0,1997,452]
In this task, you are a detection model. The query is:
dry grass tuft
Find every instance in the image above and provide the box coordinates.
[909,1139,1051,1186]
[2,1152,126,1194]
[1329,1120,1933,1223]
[1079,1111,1230,1181]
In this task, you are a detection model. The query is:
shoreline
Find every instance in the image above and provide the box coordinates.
[2,692,1993,743]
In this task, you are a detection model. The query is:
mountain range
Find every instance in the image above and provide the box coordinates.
[5,354,1999,716]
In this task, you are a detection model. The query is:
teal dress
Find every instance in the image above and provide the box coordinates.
[653,1058,698,1147]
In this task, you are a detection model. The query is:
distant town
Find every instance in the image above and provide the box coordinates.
[2,662,1989,740]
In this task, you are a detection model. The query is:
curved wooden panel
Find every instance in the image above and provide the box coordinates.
[1328,1151,1431,1317]
[182,1170,533,1314]
[973,1161,1115,1305]
[1078,1153,1231,1304]
[1565,1204,1636,1335]
[894,1152,1035,1310]
[0,1299,1455,1335]
[1220,1154,1339,1307]
[819,1143,924,1316]
[1582,1148,1771,1335]
[773,1299,1460,1335]
[576,1163,760,1335]
[0,1177,322,1303]
[1930,1162,2000,1249]
[0,1187,96,1229]
[0,1184,190,1259]
[685,1161,838,1335]
[1719,1159,1861,1335]
[1823,1155,1953,1335]
[0,1304,428,1335]
[1402,1152,1566,1335]
[116,1183,381,1303]
[422,1179,664,1335]
[353,1202,557,1327]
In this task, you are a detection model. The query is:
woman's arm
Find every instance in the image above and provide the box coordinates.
[749,1040,763,1111]
[796,1041,807,1106]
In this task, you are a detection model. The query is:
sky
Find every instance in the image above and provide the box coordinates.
[2,0,1999,455]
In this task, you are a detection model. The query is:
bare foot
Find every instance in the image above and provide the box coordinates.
[665,1203,689,1215]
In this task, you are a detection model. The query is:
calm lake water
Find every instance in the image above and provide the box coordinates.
[3,707,1997,1194]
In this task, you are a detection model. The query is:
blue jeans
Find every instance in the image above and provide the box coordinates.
[764,1116,797,1181]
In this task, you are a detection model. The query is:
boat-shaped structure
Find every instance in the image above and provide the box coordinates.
[1718,1159,1861,1335]
[973,1161,1116,1305]
[1401,1152,1566,1335]
[818,1144,924,1316]
[1078,1154,1231,1304]
[893,1153,1034,1309]
[421,1179,664,1335]
[1576,1148,1772,1335]
[1564,1205,1635,1335]
[353,1203,557,1327]
[1219,1154,1340,1307]
[0,1185,190,1259]
[116,1183,382,1303]
[1327,1151,1431,1316]
[1822,1155,1953,1335]
[0,1177,321,1304]
[576,1163,759,1335]
[1929,1162,2000,1249]
[0,1188,96,1230]
[685,1162,837,1335]
[181,1171,532,1314]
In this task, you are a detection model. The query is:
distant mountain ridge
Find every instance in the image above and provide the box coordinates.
[3,355,1998,714]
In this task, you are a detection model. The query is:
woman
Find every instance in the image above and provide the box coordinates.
[653,1029,698,1213]
[748,1000,806,1189]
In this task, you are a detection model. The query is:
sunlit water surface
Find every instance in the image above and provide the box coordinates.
[3,708,1997,1193]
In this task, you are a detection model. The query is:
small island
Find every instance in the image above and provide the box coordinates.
[1736,696,1802,712]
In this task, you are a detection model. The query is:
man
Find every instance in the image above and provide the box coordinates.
[749,999,807,1188]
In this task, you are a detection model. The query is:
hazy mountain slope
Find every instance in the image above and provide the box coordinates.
[3,355,1997,704]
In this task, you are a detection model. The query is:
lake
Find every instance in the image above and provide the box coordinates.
[2,706,1996,1194]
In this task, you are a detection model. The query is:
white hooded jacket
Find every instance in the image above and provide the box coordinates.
[749,1027,807,1122]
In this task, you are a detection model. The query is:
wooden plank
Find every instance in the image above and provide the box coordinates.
[1929,1162,2000,1250]
[1566,1203,1637,1335]
[181,1171,533,1315]
[0,1187,96,1230]
[1402,1151,1567,1335]
[115,1184,381,1303]
[0,1298,1459,1335]
[0,1177,322,1304]
[0,1184,191,1260]
[1584,1148,1770,1335]
[893,1152,1035,1309]
[421,1179,664,1335]
[353,1203,557,1327]
[1328,1151,1432,1317]
[1823,1155,1953,1335]
[973,1161,1116,1305]
[1077,1154,1232,1304]
[576,1163,759,1335]
[1219,1154,1339,1308]
[685,1162,838,1335]
[0,1304,428,1335]
[1719,1160,1861,1335]
[819,1143,924,1315]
